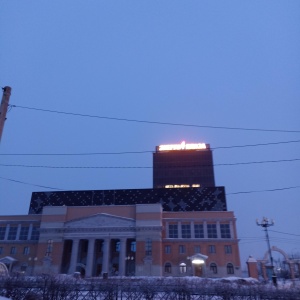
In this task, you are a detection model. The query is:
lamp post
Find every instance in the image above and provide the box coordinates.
[256,217,277,286]
[125,255,135,276]
[28,257,37,276]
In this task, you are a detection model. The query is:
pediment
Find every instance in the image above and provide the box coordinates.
[65,213,135,228]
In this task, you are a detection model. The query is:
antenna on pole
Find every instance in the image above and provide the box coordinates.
[0,86,12,143]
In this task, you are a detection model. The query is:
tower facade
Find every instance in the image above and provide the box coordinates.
[153,141,215,188]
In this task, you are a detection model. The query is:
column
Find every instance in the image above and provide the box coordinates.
[229,221,234,239]
[28,224,33,240]
[69,239,80,274]
[178,222,182,238]
[203,221,208,238]
[102,238,110,275]
[4,224,9,240]
[166,222,169,238]
[216,221,221,238]
[16,224,21,240]
[190,221,195,238]
[85,238,95,277]
[118,238,127,276]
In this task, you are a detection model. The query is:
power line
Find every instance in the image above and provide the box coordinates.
[0,175,299,195]
[269,230,300,237]
[10,104,300,133]
[1,158,299,169]
[0,176,63,190]
[1,140,299,156]
[227,185,300,195]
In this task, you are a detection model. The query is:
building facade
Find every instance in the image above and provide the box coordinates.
[0,203,241,277]
[0,141,242,278]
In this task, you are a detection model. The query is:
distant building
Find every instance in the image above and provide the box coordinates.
[0,141,242,278]
[153,142,215,188]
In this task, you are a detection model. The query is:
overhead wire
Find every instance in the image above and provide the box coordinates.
[9,104,300,133]
[1,140,300,156]
[1,158,299,168]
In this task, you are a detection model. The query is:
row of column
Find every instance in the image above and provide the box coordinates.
[68,238,129,277]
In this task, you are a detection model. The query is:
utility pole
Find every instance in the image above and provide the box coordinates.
[0,86,12,143]
[256,217,277,286]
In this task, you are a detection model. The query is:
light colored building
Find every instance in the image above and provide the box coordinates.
[0,203,241,277]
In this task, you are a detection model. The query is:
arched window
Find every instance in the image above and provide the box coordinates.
[210,263,217,274]
[227,263,234,274]
[179,263,187,273]
[164,262,172,273]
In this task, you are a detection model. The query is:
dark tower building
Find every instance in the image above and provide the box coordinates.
[153,141,215,188]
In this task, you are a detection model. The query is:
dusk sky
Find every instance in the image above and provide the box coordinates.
[1,1,300,270]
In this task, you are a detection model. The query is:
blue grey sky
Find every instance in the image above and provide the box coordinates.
[1,1,300,270]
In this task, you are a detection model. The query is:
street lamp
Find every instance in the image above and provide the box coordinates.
[125,255,135,276]
[256,217,277,286]
[28,257,37,276]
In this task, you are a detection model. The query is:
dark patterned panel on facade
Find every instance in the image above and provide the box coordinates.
[29,187,227,214]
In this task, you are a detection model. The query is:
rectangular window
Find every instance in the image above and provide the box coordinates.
[207,224,217,238]
[179,245,186,254]
[0,247,3,255]
[0,227,6,240]
[169,224,178,238]
[194,245,201,253]
[130,241,136,252]
[31,227,40,241]
[8,226,17,240]
[19,226,29,240]
[224,245,232,254]
[10,247,17,255]
[181,224,191,238]
[165,245,171,254]
[194,224,204,238]
[46,239,53,256]
[208,245,216,254]
[221,224,231,238]
[23,246,30,255]
[145,238,152,255]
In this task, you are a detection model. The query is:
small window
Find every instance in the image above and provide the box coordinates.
[221,224,231,238]
[224,245,232,254]
[181,224,191,238]
[208,245,216,254]
[19,226,29,240]
[207,224,217,238]
[164,262,172,273]
[179,245,186,254]
[8,226,18,240]
[194,245,201,253]
[210,263,218,274]
[0,227,6,240]
[165,245,171,254]
[0,247,3,255]
[115,241,120,252]
[130,241,136,252]
[10,247,17,255]
[179,263,187,273]
[169,224,178,238]
[194,224,204,238]
[31,227,40,241]
[227,263,234,274]
[23,246,30,255]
